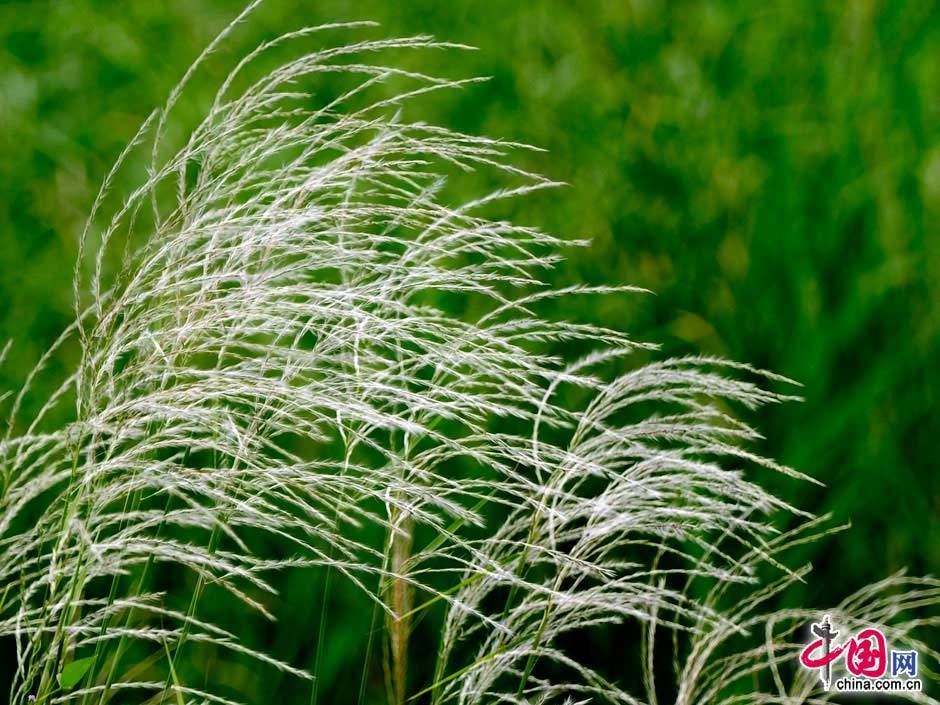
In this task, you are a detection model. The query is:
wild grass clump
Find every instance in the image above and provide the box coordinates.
[0,4,936,704]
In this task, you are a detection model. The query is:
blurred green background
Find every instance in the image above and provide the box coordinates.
[1,0,938,702]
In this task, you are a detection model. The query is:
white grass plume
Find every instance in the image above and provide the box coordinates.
[0,7,936,705]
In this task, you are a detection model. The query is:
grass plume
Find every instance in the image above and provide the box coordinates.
[0,6,936,704]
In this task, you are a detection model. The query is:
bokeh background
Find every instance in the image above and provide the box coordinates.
[1,0,938,702]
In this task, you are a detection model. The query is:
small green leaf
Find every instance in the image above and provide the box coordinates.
[57,656,94,690]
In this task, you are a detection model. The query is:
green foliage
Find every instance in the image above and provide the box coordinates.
[57,658,94,691]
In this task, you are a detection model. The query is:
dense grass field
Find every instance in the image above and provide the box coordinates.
[0,1,938,702]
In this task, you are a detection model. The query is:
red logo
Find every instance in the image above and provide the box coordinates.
[799,616,889,689]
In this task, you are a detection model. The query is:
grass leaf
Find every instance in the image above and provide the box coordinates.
[57,657,94,691]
